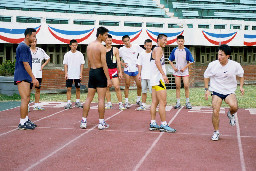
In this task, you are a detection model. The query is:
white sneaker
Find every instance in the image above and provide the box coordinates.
[80,120,87,129]
[98,121,109,130]
[119,104,126,110]
[125,102,131,109]
[33,106,45,110]
[227,111,236,126]
[211,131,220,141]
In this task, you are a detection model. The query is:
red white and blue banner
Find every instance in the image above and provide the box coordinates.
[202,31,237,45]
[0,25,41,44]
[244,34,256,46]
[0,23,255,46]
[146,29,183,45]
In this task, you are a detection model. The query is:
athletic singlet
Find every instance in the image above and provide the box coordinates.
[106,47,117,69]
[150,53,166,86]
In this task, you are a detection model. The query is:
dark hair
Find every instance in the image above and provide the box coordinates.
[69,39,77,45]
[157,34,167,42]
[218,44,231,56]
[144,39,152,44]
[122,35,130,41]
[96,27,109,37]
[24,28,36,37]
[107,34,112,38]
[177,35,184,40]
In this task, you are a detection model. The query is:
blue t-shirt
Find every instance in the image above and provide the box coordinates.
[14,42,32,82]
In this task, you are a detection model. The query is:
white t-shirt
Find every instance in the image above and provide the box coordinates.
[31,47,50,78]
[204,60,244,95]
[63,50,85,79]
[137,50,152,79]
[150,54,166,86]
[119,44,143,72]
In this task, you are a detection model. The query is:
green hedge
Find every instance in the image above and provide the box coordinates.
[0,60,15,76]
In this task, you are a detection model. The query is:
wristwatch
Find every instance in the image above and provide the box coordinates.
[204,88,209,91]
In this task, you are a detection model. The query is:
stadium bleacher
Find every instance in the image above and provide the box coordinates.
[160,0,256,20]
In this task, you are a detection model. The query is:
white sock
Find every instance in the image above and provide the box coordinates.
[119,102,123,105]
[20,118,26,125]
[82,117,87,122]
[25,116,29,121]
[108,102,112,105]
[76,99,80,103]
[142,103,146,107]
[125,98,129,103]
[177,98,180,104]
[137,96,141,102]
[161,121,167,126]
[35,103,39,107]
[99,119,104,124]
[151,120,156,124]
[215,130,220,133]
[68,100,71,104]
[186,98,189,103]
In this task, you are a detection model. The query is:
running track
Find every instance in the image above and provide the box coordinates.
[0,102,255,171]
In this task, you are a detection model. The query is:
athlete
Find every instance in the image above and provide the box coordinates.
[63,39,85,109]
[14,28,39,130]
[150,34,176,133]
[30,39,50,110]
[80,27,112,130]
[169,35,194,109]
[119,35,143,108]
[204,44,244,141]
[105,34,126,110]
[136,39,153,111]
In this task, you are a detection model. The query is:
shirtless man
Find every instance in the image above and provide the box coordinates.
[80,27,112,130]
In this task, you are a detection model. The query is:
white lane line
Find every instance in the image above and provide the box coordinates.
[0,109,66,137]
[235,114,246,171]
[0,105,20,112]
[133,107,183,171]
[25,110,124,171]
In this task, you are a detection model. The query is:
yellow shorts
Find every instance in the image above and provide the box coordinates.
[152,79,166,91]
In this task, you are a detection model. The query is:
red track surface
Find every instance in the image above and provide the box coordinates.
[0,103,255,171]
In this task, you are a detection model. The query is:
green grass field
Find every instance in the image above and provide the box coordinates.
[0,85,255,108]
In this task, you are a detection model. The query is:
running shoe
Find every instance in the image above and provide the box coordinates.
[149,122,160,131]
[64,103,72,109]
[18,121,35,130]
[174,103,181,109]
[160,124,176,133]
[125,102,131,109]
[33,106,45,110]
[80,120,87,129]
[136,106,146,111]
[227,111,236,126]
[105,104,113,109]
[185,102,192,109]
[136,101,142,106]
[119,104,126,110]
[98,121,109,130]
[75,102,83,108]
[211,131,220,141]
[28,119,37,127]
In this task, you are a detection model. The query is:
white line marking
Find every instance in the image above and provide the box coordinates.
[235,114,246,171]
[133,107,183,171]
[0,105,20,112]
[0,109,66,137]
[25,110,124,171]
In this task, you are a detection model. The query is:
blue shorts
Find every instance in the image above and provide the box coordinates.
[212,91,231,100]
[124,71,138,77]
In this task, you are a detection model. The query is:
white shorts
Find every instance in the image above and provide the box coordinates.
[141,79,152,93]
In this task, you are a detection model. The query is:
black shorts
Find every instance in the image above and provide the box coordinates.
[14,80,31,85]
[66,79,81,88]
[88,67,107,89]
[212,91,232,100]
[30,78,42,89]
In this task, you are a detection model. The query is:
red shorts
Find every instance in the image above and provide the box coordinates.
[108,68,118,79]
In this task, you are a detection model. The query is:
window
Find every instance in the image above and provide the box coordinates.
[99,21,119,26]
[244,25,249,30]
[0,16,11,22]
[168,24,181,28]
[198,25,209,29]
[187,24,193,28]
[46,19,68,24]
[16,16,41,23]
[231,25,240,30]
[74,20,95,25]
[147,23,164,28]
[124,22,142,27]
[214,25,225,29]
[252,26,256,30]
